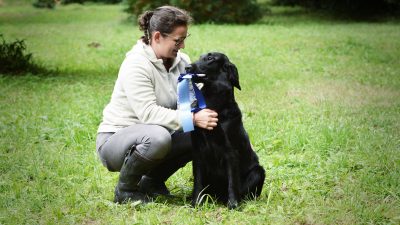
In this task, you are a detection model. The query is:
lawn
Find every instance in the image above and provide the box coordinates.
[0,1,399,224]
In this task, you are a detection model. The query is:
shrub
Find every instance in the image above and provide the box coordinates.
[90,0,122,3]
[33,0,122,8]
[0,35,44,75]
[125,0,263,24]
[33,0,56,8]
[61,0,85,4]
[61,0,122,4]
[272,0,400,17]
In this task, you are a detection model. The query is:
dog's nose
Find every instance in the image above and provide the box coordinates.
[185,64,194,73]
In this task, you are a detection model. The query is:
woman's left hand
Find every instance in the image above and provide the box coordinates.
[193,109,218,130]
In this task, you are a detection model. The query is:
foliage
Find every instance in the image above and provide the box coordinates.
[61,0,84,4]
[125,0,263,24]
[0,34,43,75]
[33,0,122,8]
[124,0,167,16]
[33,0,56,8]
[271,0,400,17]
[62,0,122,4]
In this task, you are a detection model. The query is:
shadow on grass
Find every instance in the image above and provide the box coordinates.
[0,64,59,77]
[147,193,262,211]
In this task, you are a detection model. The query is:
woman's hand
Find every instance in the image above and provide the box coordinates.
[193,109,218,130]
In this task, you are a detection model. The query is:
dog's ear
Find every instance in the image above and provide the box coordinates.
[224,62,241,90]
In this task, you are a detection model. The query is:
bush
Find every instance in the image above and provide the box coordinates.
[33,0,122,8]
[0,35,44,75]
[125,0,263,24]
[62,0,122,4]
[61,0,85,4]
[33,0,56,8]
[272,0,400,17]
[125,0,167,16]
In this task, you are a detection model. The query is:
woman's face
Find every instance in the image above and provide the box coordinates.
[152,25,189,59]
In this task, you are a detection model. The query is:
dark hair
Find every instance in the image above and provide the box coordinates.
[138,6,192,45]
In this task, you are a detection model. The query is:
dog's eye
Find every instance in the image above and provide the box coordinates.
[207,56,214,61]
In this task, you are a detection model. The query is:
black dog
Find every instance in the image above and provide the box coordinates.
[186,52,266,209]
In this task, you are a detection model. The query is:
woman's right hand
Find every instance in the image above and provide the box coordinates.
[193,109,218,130]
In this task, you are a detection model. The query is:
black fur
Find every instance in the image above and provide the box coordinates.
[186,52,266,209]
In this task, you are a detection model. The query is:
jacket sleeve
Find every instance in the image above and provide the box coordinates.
[119,59,181,131]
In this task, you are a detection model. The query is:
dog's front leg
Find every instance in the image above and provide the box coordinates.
[191,158,204,207]
[226,158,240,209]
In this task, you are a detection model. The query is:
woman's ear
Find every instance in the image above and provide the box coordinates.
[153,31,161,43]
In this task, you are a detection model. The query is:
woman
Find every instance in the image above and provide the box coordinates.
[96,6,218,204]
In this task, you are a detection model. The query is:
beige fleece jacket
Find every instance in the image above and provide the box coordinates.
[97,40,190,133]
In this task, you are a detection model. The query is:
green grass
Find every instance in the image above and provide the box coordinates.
[1,1,400,224]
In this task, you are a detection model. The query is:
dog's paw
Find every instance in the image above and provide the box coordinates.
[227,200,238,209]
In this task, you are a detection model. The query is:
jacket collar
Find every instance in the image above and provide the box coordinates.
[130,40,183,72]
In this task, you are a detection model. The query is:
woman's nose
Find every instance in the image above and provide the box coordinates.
[179,41,185,49]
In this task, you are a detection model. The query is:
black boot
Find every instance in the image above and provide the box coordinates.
[140,175,171,196]
[114,146,158,204]
[139,131,192,197]
[140,151,192,197]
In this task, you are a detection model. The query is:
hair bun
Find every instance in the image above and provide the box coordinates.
[138,10,154,31]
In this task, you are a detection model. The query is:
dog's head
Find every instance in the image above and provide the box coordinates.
[185,52,241,90]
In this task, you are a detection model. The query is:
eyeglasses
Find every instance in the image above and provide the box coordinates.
[162,33,190,46]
